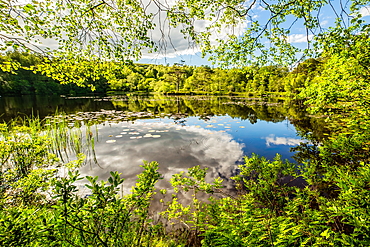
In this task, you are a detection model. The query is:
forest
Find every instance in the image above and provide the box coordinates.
[0,51,320,96]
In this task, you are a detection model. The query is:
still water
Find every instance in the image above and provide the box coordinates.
[0,94,324,190]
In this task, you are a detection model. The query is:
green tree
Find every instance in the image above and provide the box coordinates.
[226,68,245,92]
[208,68,225,92]
[168,64,187,92]
[3,0,368,83]
[185,66,214,92]
[126,72,144,91]
[281,58,322,95]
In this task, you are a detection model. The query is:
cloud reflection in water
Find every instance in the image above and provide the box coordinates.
[263,134,302,147]
[79,121,244,193]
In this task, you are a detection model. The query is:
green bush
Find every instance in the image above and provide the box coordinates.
[164,154,370,246]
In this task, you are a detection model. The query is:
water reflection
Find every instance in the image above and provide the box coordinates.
[73,113,303,193]
[0,95,293,123]
[78,119,245,192]
[0,95,330,192]
[263,134,304,147]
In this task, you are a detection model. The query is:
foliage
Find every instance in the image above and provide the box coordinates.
[1,1,369,85]
[0,51,313,96]
[4,48,367,99]
[1,1,370,245]
[0,124,58,207]
[0,52,108,95]
[45,161,164,246]
[300,54,370,113]
[164,154,370,246]
[296,30,370,180]
[0,115,97,207]
[0,161,174,246]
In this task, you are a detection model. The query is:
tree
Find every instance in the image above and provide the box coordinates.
[168,63,187,92]
[300,51,370,113]
[1,0,369,84]
[282,58,322,95]
[210,68,228,92]
[209,1,370,68]
[185,66,214,92]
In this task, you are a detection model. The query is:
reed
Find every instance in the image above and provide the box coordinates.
[3,112,98,165]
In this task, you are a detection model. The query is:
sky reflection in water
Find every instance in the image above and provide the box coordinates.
[78,115,302,192]
[0,95,312,195]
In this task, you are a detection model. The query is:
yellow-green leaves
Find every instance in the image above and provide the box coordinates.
[0,61,21,74]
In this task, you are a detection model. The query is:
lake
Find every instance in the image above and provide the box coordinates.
[0,94,326,192]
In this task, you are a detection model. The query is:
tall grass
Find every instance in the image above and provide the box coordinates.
[3,113,97,164]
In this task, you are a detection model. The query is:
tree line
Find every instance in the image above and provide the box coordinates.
[0,51,326,96]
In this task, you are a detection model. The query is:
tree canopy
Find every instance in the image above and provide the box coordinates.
[1,1,369,65]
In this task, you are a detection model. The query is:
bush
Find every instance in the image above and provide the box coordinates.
[164,154,370,246]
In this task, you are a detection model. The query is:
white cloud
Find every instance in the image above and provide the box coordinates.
[320,20,329,27]
[359,6,370,17]
[141,13,247,59]
[263,134,302,147]
[287,34,314,43]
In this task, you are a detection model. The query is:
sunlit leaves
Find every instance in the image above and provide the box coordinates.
[300,53,370,114]
[0,1,369,64]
